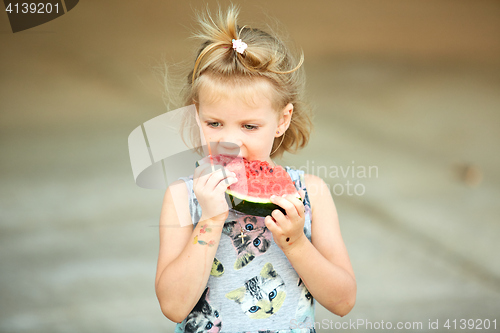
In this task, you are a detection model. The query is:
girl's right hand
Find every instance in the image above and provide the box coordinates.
[193,163,238,224]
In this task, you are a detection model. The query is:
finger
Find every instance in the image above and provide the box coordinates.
[194,161,212,176]
[196,155,212,167]
[203,168,223,190]
[271,195,300,220]
[195,164,229,191]
[194,163,230,182]
[264,215,280,233]
[271,208,288,228]
[193,163,213,187]
[284,194,305,219]
[206,169,236,191]
[215,175,238,193]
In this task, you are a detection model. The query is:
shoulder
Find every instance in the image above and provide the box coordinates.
[302,174,336,216]
[161,179,193,228]
[164,179,190,204]
[304,173,325,186]
[303,174,330,198]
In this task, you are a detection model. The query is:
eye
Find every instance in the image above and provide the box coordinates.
[249,306,260,313]
[269,288,277,300]
[245,223,254,231]
[253,238,261,247]
[243,124,258,130]
[207,121,221,128]
[214,310,219,318]
[205,322,213,329]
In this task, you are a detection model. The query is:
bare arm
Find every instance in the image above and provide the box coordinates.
[265,174,356,316]
[155,166,237,323]
[154,181,224,322]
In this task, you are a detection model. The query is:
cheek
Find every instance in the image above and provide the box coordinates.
[253,130,276,149]
[201,126,215,139]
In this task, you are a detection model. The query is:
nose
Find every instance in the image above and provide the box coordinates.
[217,129,242,151]
[219,140,240,150]
[217,140,241,156]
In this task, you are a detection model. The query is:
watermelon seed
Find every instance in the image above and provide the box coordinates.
[269,168,273,173]
[286,237,290,242]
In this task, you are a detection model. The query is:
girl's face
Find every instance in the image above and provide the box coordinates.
[197,80,291,164]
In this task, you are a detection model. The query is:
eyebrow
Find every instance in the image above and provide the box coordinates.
[202,115,265,123]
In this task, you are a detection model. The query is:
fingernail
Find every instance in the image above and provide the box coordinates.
[271,195,276,199]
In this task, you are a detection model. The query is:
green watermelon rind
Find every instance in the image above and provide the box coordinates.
[226,189,301,217]
[225,189,279,204]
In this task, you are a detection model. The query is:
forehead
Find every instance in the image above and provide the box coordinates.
[197,75,277,111]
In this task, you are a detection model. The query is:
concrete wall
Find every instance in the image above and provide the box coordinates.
[1,1,499,332]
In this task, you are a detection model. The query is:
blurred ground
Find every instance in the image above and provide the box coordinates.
[1,1,499,332]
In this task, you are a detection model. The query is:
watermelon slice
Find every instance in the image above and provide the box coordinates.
[197,155,300,217]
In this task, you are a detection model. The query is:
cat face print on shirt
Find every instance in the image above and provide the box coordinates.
[222,215,272,270]
[210,257,224,277]
[225,263,286,319]
[183,287,222,333]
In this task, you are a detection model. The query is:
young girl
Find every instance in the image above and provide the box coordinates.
[155,5,356,333]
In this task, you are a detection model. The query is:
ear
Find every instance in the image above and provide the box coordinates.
[192,287,210,313]
[234,252,255,270]
[276,103,293,137]
[202,287,210,299]
[222,220,237,235]
[260,262,277,278]
[210,257,224,277]
[226,286,246,303]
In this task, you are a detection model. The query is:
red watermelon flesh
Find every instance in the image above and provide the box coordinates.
[197,154,300,216]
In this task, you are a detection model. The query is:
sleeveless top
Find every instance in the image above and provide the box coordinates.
[175,167,316,333]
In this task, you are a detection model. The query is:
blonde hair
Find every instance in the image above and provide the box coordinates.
[167,4,313,158]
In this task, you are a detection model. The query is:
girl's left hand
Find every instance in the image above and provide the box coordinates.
[265,190,307,251]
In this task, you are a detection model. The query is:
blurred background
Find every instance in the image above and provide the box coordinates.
[1,0,499,332]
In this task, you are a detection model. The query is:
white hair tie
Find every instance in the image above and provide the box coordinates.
[232,39,247,54]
